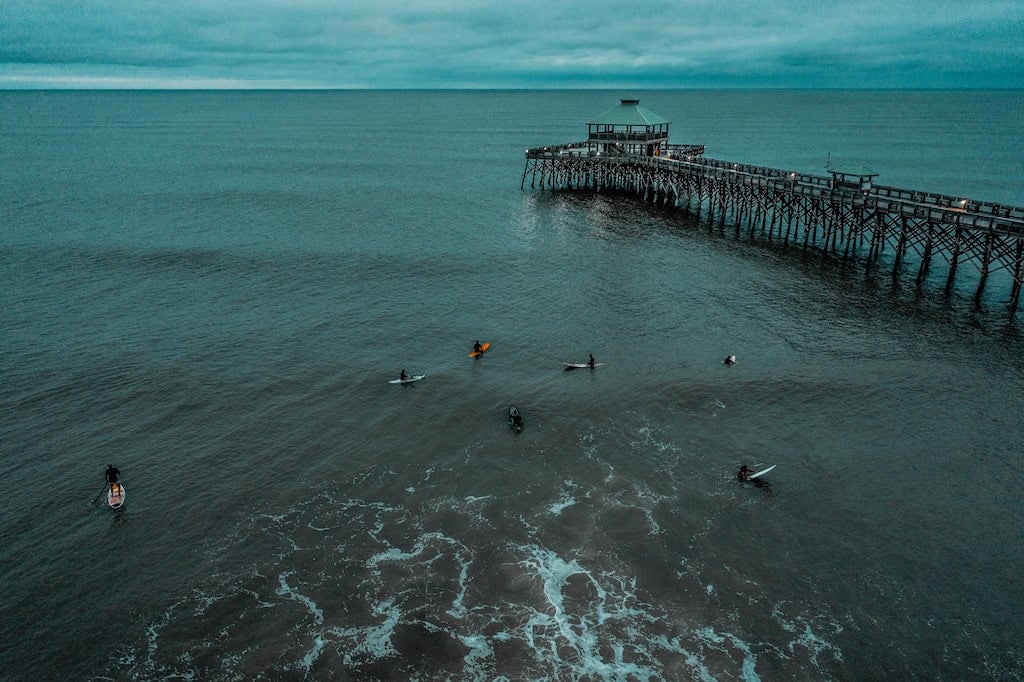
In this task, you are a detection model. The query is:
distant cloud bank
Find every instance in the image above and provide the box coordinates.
[1,0,1021,88]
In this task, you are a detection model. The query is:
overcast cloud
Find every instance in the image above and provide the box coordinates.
[1,0,1020,88]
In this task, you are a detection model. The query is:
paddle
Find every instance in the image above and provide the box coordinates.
[92,483,109,505]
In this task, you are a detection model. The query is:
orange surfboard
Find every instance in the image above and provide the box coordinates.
[469,342,491,358]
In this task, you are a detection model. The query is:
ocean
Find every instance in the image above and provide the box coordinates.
[1,89,1023,680]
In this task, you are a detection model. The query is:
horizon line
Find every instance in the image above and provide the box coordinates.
[3,85,1023,92]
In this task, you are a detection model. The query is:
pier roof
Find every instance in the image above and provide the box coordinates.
[828,163,878,178]
[588,99,670,126]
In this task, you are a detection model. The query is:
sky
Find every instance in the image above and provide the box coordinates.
[1,0,1021,89]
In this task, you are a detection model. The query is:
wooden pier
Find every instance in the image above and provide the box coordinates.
[522,100,1024,314]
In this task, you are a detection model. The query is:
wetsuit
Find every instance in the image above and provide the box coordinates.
[105,466,121,494]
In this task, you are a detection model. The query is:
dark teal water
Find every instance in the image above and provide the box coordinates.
[2,90,1023,680]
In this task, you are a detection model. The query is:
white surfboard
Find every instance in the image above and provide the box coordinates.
[389,375,425,384]
[107,483,125,509]
[748,465,775,480]
[563,362,605,369]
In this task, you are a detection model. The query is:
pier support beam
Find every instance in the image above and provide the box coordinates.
[917,225,935,287]
[1010,239,1024,314]
[945,224,963,295]
[974,231,994,303]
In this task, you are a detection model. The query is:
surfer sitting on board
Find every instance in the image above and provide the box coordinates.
[105,463,121,491]
[400,369,409,381]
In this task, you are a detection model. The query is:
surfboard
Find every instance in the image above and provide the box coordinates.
[469,342,491,358]
[564,362,605,370]
[748,465,775,480]
[388,375,425,384]
[107,483,125,509]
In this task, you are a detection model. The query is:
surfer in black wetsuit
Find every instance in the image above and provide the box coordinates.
[473,340,482,354]
[737,465,750,482]
[400,369,409,381]
[587,353,595,368]
[510,407,523,432]
[105,464,120,491]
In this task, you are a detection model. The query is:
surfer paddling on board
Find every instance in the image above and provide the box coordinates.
[723,355,736,366]
[400,369,410,381]
[105,463,121,493]
[738,464,775,487]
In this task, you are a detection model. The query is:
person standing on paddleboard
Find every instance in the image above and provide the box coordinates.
[588,353,595,368]
[105,463,121,491]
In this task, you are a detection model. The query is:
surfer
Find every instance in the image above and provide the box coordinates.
[737,465,750,482]
[400,369,409,381]
[509,406,523,432]
[473,340,482,354]
[587,353,595,368]
[105,463,121,491]
[723,355,736,366]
